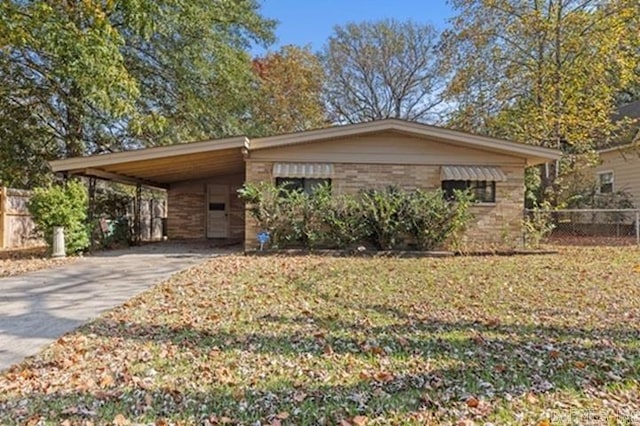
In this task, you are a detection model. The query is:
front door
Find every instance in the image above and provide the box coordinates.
[207,184,229,238]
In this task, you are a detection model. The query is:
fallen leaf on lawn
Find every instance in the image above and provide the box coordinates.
[61,406,79,415]
[113,414,130,426]
[466,397,479,408]
[155,421,168,426]
[373,371,394,382]
[352,415,368,425]
[549,350,561,359]
[494,364,507,373]
[276,412,289,420]
[538,420,551,426]
[574,361,586,369]
[293,390,307,402]
[323,344,334,355]
[526,393,539,404]
[99,373,114,388]
[359,371,371,381]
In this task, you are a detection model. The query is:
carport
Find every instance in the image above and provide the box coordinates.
[50,137,249,243]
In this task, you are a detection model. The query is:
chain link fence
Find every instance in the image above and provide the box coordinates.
[525,208,640,246]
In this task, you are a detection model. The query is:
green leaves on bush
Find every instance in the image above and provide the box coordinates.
[27,180,90,254]
[239,183,472,251]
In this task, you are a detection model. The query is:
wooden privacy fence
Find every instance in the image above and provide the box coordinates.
[0,187,41,249]
[1,187,167,250]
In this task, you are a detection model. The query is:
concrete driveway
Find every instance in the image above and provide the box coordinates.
[0,242,235,372]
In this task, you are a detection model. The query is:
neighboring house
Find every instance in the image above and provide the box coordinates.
[50,119,560,249]
[594,145,640,204]
[594,101,640,205]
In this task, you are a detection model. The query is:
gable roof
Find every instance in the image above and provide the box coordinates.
[49,119,560,188]
[251,119,560,165]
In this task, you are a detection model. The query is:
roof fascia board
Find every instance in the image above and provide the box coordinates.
[251,119,561,161]
[50,136,249,172]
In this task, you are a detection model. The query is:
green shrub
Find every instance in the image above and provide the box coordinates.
[239,182,473,251]
[28,180,90,254]
[523,201,556,249]
[404,189,473,250]
[319,192,368,249]
[358,186,409,250]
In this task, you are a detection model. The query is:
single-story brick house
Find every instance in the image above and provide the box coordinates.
[50,119,560,249]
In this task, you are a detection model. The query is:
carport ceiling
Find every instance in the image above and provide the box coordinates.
[49,137,248,189]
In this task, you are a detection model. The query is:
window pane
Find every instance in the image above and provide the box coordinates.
[598,172,613,193]
[276,178,331,195]
[304,178,331,194]
[441,180,495,203]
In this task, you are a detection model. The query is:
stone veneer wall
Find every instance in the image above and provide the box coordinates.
[167,173,245,240]
[244,161,525,250]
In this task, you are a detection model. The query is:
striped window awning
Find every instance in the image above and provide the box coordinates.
[273,163,334,178]
[441,165,507,182]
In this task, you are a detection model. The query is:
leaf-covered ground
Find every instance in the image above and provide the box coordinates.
[1,247,639,425]
[0,247,73,278]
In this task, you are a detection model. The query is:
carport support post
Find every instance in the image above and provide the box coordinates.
[87,177,96,251]
[134,184,142,245]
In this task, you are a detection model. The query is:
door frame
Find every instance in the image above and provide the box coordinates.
[206,184,230,238]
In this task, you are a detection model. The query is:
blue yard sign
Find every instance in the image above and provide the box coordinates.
[257,231,270,251]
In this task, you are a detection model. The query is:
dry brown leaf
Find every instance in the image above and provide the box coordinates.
[466,397,479,408]
[276,412,289,420]
[113,414,130,426]
[99,373,115,388]
[293,391,307,402]
[352,415,368,425]
[574,360,586,369]
[373,371,394,382]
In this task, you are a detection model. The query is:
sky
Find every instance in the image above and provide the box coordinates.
[254,0,454,54]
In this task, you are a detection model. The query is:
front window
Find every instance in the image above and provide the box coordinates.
[442,180,496,203]
[275,177,331,195]
[598,171,614,194]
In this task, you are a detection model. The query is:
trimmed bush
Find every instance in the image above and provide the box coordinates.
[239,182,473,251]
[358,186,409,250]
[404,189,473,251]
[28,180,90,254]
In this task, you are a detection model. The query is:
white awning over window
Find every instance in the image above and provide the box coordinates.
[273,163,334,178]
[441,165,507,182]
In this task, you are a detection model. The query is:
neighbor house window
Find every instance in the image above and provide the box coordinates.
[598,171,614,194]
[441,180,496,203]
[275,177,331,195]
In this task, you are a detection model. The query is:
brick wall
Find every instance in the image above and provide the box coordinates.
[245,161,525,250]
[167,191,204,239]
[167,173,245,240]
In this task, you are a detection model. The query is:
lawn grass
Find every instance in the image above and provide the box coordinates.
[1,247,639,425]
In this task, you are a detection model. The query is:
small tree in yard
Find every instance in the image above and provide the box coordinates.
[28,180,90,254]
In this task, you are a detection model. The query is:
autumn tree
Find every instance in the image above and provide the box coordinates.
[322,19,445,124]
[249,45,326,137]
[0,1,274,188]
[443,0,640,201]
